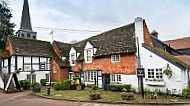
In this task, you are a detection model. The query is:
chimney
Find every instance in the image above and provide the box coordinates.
[150,30,158,38]
[135,17,144,44]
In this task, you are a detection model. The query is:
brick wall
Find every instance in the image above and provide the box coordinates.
[143,20,154,47]
[52,42,61,58]
[72,54,137,74]
[6,37,13,55]
[51,59,68,81]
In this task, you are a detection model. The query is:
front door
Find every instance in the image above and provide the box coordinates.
[102,74,110,91]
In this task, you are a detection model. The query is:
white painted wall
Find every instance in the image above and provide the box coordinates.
[0,76,4,89]
[140,46,186,94]
[121,74,138,89]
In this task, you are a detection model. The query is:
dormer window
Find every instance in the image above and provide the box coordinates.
[71,54,76,65]
[111,55,120,63]
[62,57,66,61]
[86,49,92,63]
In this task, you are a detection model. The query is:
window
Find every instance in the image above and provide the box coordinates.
[156,69,163,79]
[21,34,25,37]
[71,54,75,65]
[117,75,121,81]
[62,57,66,61]
[69,72,74,80]
[46,74,49,82]
[111,55,120,63]
[40,62,45,70]
[27,34,31,38]
[84,71,97,82]
[27,75,31,82]
[53,65,56,73]
[86,49,92,63]
[111,74,121,82]
[148,69,163,79]
[32,74,36,82]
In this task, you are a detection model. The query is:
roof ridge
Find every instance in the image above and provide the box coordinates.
[164,37,190,42]
[9,36,51,43]
[72,22,135,45]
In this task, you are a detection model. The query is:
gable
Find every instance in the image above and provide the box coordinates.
[69,47,76,54]
[84,41,93,50]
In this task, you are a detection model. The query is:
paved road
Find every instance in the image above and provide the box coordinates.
[0,92,190,106]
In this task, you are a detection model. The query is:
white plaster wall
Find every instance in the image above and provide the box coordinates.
[18,56,23,71]
[16,71,51,83]
[32,57,39,70]
[140,46,185,94]
[11,56,15,72]
[121,74,138,89]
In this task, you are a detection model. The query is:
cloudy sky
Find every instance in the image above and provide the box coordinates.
[9,0,190,43]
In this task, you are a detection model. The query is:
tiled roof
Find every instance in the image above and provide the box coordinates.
[56,23,136,61]
[0,49,10,58]
[144,44,190,68]
[9,36,69,67]
[174,55,190,66]
[164,37,190,50]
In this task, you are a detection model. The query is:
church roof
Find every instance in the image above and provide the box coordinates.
[20,0,32,31]
[9,36,69,67]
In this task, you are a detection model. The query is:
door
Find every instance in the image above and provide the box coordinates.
[102,74,110,91]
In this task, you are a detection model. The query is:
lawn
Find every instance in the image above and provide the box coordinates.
[37,86,190,103]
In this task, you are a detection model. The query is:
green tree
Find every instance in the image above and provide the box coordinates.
[0,0,15,44]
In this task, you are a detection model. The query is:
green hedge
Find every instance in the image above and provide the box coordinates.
[53,79,71,90]
[31,81,40,87]
[108,84,132,91]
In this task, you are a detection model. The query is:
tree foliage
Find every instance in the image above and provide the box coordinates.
[0,0,15,43]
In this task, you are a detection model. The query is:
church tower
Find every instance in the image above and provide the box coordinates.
[16,0,37,39]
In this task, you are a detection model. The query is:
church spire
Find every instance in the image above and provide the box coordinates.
[16,0,37,39]
[20,0,32,31]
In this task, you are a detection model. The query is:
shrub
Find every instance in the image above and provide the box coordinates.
[108,85,122,91]
[51,83,55,87]
[89,91,101,100]
[31,81,40,88]
[62,79,71,90]
[40,79,46,86]
[182,88,190,96]
[53,82,63,90]
[92,85,98,90]
[122,84,132,92]
[77,85,81,90]
[19,80,31,88]
[73,77,81,84]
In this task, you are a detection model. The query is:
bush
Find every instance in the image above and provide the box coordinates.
[182,88,190,96]
[31,81,40,88]
[89,91,101,100]
[92,85,98,90]
[108,85,122,91]
[40,79,46,86]
[19,80,31,90]
[122,84,132,92]
[53,82,63,90]
[121,92,135,100]
[62,79,71,90]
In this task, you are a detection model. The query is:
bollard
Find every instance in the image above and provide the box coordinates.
[47,87,50,95]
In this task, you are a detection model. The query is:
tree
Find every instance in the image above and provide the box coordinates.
[0,0,15,43]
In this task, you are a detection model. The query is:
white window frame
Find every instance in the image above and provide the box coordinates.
[84,71,97,82]
[111,55,120,63]
[70,53,76,66]
[69,72,74,80]
[53,65,56,73]
[147,68,163,80]
[86,49,92,63]
[62,57,66,61]
[110,74,121,82]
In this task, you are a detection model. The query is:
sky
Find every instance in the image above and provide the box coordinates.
[8,0,190,43]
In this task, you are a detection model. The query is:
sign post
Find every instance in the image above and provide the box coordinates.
[137,68,145,98]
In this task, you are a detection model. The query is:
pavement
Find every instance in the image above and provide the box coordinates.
[0,91,190,106]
